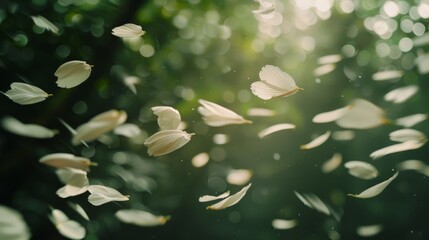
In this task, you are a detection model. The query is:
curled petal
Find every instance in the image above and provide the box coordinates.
[144,130,194,156]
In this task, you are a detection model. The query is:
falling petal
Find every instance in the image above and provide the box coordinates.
[151,106,181,130]
[356,225,383,237]
[113,123,142,138]
[301,131,331,150]
[344,161,379,180]
[371,70,402,81]
[313,64,336,77]
[317,54,342,65]
[395,114,427,128]
[251,65,303,100]
[1,116,58,139]
[336,99,387,129]
[115,209,170,227]
[87,185,129,206]
[123,76,140,94]
[389,129,427,143]
[294,192,330,216]
[370,141,426,159]
[198,99,252,127]
[112,23,145,38]
[49,209,86,240]
[384,85,418,104]
[321,153,342,173]
[39,153,94,172]
[2,82,51,105]
[0,205,31,240]
[31,15,59,34]
[258,123,295,138]
[312,107,350,123]
[226,169,253,185]
[199,191,230,202]
[55,60,92,88]
[206,183,252,210]
[68,202,89,221]
[247,108,276,117]
[192,152,209,168]
[144,130,194,156]
[332,130,355,141]
[348,172,398,198]
[272,219,298,230]
[56,170,89,198]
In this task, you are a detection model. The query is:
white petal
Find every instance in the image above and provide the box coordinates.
[370,141,426,159]
[258,123,295,138]
[356,225,383,237]
[123,76,140,94]
[371,70,402,81]
[332,130,355,141]
[300,131,331,150]
[272,219,297,230]
[384,85,418,104]
[294,192,331,216]
[0,205,31,240]
[112,23,145,38]
[144,130,193,156]
[56,170,89,198]
[191,152,210,168]
[72,110,127,145]
[312,106,350,123]
[87,185,129,206]
[313,64,336,76]
[336,99,386,129]
[344,161,379,180]
[1,116,57,138]
[317,54,342,65]
[226,169,253,185]
[251,65,302,100]
[115,209,169,227]
[321,153,342,173]
[397,160,426,171]
[50,209,85,240]
[206,183,252,210]
[198,99,251,127]
[3,82,50,105]
[113,123,142,138]
[199,191,230,202]
[39,153,93,172]
[31,15,59,34]
[389,129,427,143]
[395,113,428,128]
[68,202,89,221]
[151,106,181,130]
[55,60,92,88]
[247,108,276,117]
[348,172,398,198]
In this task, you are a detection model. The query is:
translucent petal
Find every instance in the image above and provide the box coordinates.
[68,202,89,221]
[115,209,169,227]
[272,219,297,230]
[1,116,58,139]
[151,106,181,130]
[371,70,402,81]
[3,82,50,105]
[370,141,426,159]
[198,99,251,127]
[247,108,276,117]
[384,85,418,104]
[301,131,331,150]
[206,183,252,210]
[344,161,378,180]
[348,172,398,198]
[389,129,427,143]
[112,23,145,38]
[313,64,336,76]
[113,123,141,138]
[123,76,140,94]
[312,106,350,123]
[357,225,383,237]
[55,60,92,88]
[192,152,209,168]
[199,191,230,202]
[321,153,342,173]
[144,130,193,156]
[0,205,31,240]
[56,170,89,198]
[39,153,93,172]
[294,192,330,216]
[31,15,59,34]
[50,209,85,240]
[226,169,253,185]
[395,113,427,128]
[87,185,129,206]
[336,99,386,129]
[317,54,342,65]
[258,123,295,138]
[332,130,355,141]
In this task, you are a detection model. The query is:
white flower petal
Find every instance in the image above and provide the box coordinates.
[144,130,193,156]
[56,170,89,198]
[31,15,59,34]
[72,109,127,145]
[115,209,169,227]
[151,106,181,130]
[371,70,402,81]
[356,225,383,237]
[395,113,427,128]
[112,23,145,38]
[0,205,31,240]
[317,54,342,65]
[123,76,140,94]
[344,161,379,180]
[55,60,92,88]
[1,116,58,138]
[312,106,350,123]
[206,183,252,210]
[113,123,141,138]
[301,131,331,150]
[49,209,86,240]
[39,153,94,172]
[332,130,355,141]
[247,108,276,117]
[397,160,427,172]
[272,219,297,230]
[384,85,418,104]
[336,99,386,129]
[321,153,342,173]
[68,202,89,221]
[348,172,398,199]
[3,82,50,105]
[198,99,251,127]
[192,152,209,168]
[294,192,331,216]
[199,191,230,202]
[87,185,129,206]
[251,65,302,100]
[370,141,426,159]
[226,169,253,185]
[258,123,295,138]
[313,64,336,77]
[389,129,427,143]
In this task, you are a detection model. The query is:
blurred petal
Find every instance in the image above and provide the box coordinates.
[395,113,427,128]
[199,191,230,202]
[0,205,31,240]
[206,183,252,210]
[198,99,251,127]
[1,116,57,139]
[384,85,418,104]
[112,23,145,38]
[151,106,181,130]
[344,161,379,180]
[39,153,94,172]
[227,169,253,185]
[322,153,342,173]
[348,172,398,198]
[87,185,129,206]
[115,209,170,227]
[336,99,387,129]
[258,123,295,138]
[301,131,331,150]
